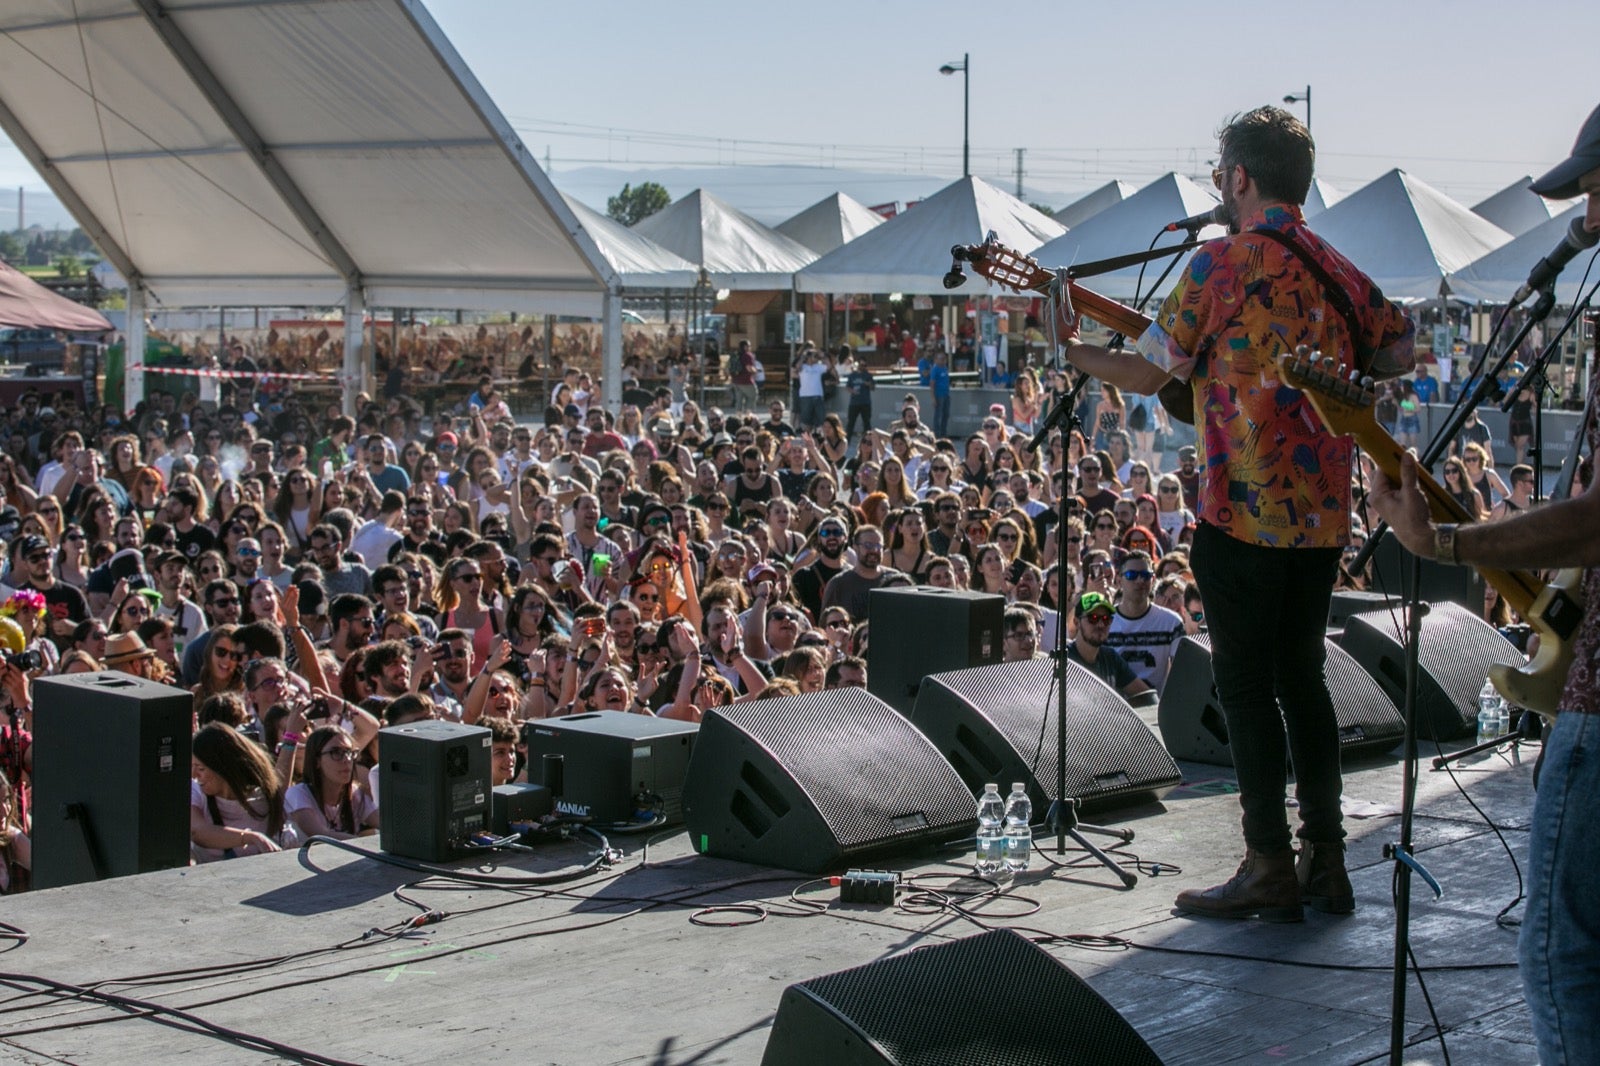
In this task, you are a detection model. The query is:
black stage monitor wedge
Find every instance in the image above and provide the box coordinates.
[1158,634,1405,767]
[867,587,1004,714]
[1328,590,1401,631]
[33,673,193,889]
[523,711,698,825]
[379,721,491,862]
[911,658,1179,814]
[762,928,1163,1066]
[682,688,977,874]
[1339,601,1523,741]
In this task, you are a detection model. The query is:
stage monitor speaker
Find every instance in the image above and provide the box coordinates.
[910,658,1179,814]
[33,673,193,889]
[682,688,976,874]
[1339,601,1523,741]
[1371,534,1482,613]
[762,928,1162,1066]
[1157,635,1405,766]
[379,720,491,862]
[867,587,1004,714]
[1329,589,1401,630]
[523,711,698,825]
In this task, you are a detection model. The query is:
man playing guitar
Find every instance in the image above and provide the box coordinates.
[1052,106,1415,922]
[1369,102,1600,1066]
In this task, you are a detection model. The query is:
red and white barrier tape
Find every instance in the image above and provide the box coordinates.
[139,365,333,382]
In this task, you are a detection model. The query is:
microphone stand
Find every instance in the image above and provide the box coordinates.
[1028,372,1137,888]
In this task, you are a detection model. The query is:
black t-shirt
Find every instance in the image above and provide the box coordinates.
[19,581,91,644]
[776,468,816,502]
[792,558,845,620]
[1076,488,1120,519]
[846,369,874,407]
[390,532,447,568]
[1066,642,1137,694]
[174,522,216,563]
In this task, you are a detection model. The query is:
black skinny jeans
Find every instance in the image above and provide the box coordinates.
[1190,522,1345,853]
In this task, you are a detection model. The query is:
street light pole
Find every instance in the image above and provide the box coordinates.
[1283,85,1311,133]
[939,53,970,178]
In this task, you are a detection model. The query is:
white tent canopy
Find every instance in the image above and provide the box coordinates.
[1303,178,1343,218]
[1472,177,1562,237]
[564,196,698,291]
[1448,203,1591,304]
[0,0,614,313]
[632,189,816,289]
[777,193,885,256]
[794,176,1064,296]
[1054,181,1136,229]
[1028,173,1223,302]
[1309,169,1512,299]
[0,0,624,412]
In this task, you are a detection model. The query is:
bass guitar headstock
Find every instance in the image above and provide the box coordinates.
[945,232,1052,293]
[1276,346,1379,438]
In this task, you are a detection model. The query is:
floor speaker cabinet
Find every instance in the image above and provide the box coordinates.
[1371,534,1483,613]
[523,711,698,825]
[1329,590,1401,630]
[681,688,977,874]
[1339,601,1524,741]
[761,928,1163,1066]
[911,658,1180,814]
[32,672,194,889]
[866,587,1004,715]
[1159,634,1406,767]
[378,721,492,862]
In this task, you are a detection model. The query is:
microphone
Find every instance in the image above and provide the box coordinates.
[1164,205,1227,233]
[1511,218,1600,304]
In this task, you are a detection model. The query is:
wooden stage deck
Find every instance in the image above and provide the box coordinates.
[0,734,1538,1065]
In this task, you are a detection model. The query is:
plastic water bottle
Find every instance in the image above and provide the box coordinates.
[1003,783,1033,874]
[975,784,1006,878]
[1477,680,1504,744]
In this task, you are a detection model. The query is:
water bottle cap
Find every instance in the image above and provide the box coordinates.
[984,783,997,791]
[1011,782,1025,791]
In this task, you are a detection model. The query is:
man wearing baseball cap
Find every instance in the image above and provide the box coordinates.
[1064,592,1151,703]
[1370,103,1600,1066]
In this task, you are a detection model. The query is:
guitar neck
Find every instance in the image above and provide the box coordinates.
[1356,431,1543,616]
[1064,283,1151,339]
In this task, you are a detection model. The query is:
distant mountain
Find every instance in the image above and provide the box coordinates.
[551,164,1093,225]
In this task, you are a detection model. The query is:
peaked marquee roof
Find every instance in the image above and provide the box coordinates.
[777,192,886,256]
[1054,181,1137,229]
[1029,173,1223,301]
[1310,169,1512,299]
[0,260,113,331]
[794,176,1064,296]
[0,0,615,313]
[1449,203,1592,304]
[1471,177,1563,237]
[563,196,697,291]
[632,188,816,289]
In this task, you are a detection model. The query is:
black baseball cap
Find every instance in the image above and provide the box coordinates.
[1530,103,1600,199]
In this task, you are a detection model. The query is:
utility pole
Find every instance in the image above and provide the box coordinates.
[1014,149,1025,198]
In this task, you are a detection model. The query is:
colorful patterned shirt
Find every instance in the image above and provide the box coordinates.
[1137,204,1415,549]
[1561,366,1600,716]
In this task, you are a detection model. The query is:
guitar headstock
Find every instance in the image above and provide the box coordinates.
[1276,347,1378,437]
[946,234,1052,293]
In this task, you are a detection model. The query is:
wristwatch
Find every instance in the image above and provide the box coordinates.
[1432,523,1460,566]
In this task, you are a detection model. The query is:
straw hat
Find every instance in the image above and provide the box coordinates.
[103,632,156,667]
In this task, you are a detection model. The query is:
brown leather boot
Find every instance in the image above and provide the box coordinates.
[1297,841,1355,915]
[1174,848,1303,922]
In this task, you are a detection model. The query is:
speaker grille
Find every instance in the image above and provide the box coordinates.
[763,929,1162,1066]
[1158,634,1405,765]
[913,659,1179,810]
[710,689,975,850]
[1340,601,1521,741]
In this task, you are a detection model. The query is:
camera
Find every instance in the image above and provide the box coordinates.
[4,649,43,672]
[307,696,331,720]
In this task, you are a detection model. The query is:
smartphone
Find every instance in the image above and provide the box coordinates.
[576,616,607,642]
[971,507,992,521]
[1007,559,1027,584]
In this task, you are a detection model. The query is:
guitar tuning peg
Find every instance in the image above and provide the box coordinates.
[1360,375,1375,390]
[1320,355,1337,371]
[1348,369,1363,383]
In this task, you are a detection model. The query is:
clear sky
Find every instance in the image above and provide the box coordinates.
[0,0,1595,221]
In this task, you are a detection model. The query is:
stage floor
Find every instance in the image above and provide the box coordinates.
[0,732,1538,1065]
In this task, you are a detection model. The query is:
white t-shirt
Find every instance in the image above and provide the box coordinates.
[1105,603,1184,694]
[797,362,827,399]
[191,779,298,862]
[349,520,402,570]
[284,781,379,836]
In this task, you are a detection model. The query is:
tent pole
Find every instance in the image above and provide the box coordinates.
[343,286,364,417]
[602,288,623,413]
[124,284,147,416]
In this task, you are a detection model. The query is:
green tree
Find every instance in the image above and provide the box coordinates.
[607,182,671,227]
[54,254,83,278]
[1029,202,1058,219]
[0,232,23,263]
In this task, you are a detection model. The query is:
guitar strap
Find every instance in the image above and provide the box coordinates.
[1250,226,1376,376]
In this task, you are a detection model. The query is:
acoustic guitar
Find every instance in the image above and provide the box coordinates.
[1276,348,1584,719]
[947,237,1196,424]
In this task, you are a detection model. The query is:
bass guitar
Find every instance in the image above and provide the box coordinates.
[946,236,1196,424]
[1276,347,1584,719]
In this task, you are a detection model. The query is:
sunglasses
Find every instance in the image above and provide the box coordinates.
[1188,610,1205,622]
[322,748,358,762]
[211,597,240,608]
[1083,611,1114,624]
[994,532,1018,542]
[1123,570,1153,581]
[213,647,244,661]
[1159,487,1180,494]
